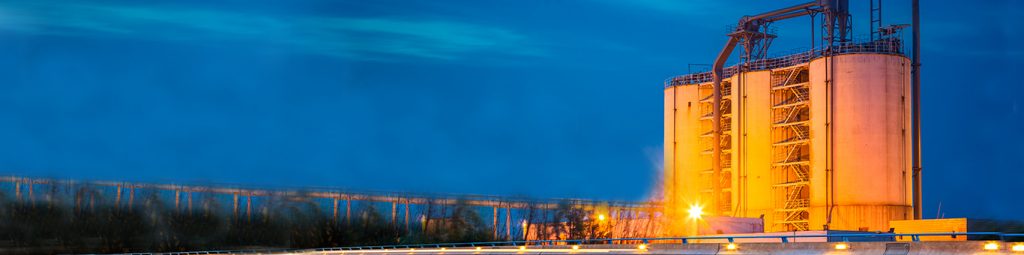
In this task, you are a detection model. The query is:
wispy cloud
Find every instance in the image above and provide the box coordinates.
[607,0,723,16]
[0,2,545,61]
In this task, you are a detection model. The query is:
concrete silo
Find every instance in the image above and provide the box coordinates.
[807,53,913,231]
[664,47,913,234]
[661,0,921,234]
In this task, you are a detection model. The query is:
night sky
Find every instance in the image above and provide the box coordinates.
[0,0,1021,220]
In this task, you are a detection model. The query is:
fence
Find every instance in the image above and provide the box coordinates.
[665,37,905,88]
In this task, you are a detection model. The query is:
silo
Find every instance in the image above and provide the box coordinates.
[663,82,705,236]
[807,53,913,231]
[731,71,775,225]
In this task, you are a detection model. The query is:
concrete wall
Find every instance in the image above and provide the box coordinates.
[891,218,968,242]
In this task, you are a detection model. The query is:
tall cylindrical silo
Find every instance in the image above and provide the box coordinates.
[808,53,913,231]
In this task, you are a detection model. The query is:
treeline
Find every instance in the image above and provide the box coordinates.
[0,191,498,254]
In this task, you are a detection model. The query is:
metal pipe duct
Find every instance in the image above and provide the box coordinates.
[911,0,922,220]
[710,36,738,215]
[709,1,821,216]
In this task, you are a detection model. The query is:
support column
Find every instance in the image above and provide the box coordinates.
[405,201,410,232]
[88,191,95,212]
[911,0,923,220]
[505,207,511,240]
[493,206,499,240]
[346,198,352,225]
[115,184,122,208]
[187,191,193,215]
[233,193,239,220]
[391,201,397,225]
[333,198,339,222]
[128,186,135,210]
[14,182,20,202]
[174,189,180,211]
[75,189,82,213]
[246,195,252,221]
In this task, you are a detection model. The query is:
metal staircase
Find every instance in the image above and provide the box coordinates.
[699,81,733,215]
[770,66,811,231]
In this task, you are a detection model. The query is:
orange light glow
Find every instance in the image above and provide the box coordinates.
[1012,243,1024,251]
[984,242,999,251]
[688,203,704,220]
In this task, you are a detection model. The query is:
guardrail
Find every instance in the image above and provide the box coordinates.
[148,232,1024,255]
[664,37,905,88]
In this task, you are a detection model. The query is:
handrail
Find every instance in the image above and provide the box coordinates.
[664,37,905,88]
[313,232,1020,251]
[146,232,1024,255]
[0,175,660,209]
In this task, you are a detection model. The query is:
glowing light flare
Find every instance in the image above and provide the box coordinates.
[834,243,848,250]
[1013,244,1024,252]
[519,246,527,250]
[475,247,483,251]
[687,203,704,220]
[572,245,580,250]
[984,242,999,251]
[597,214,606,221]
[637,244,647,250]
[725,243,737,250]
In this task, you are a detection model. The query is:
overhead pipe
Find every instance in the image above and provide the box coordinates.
[710,37,738,215]
[911,0,922,220]
[709,1,820,216]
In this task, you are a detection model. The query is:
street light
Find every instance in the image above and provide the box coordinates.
[834,243,849,250]
[522,221,529,241]
[597,214,606,221]
[1012,243,1024,252]
[688,203,704,220]
[984,242,999,251]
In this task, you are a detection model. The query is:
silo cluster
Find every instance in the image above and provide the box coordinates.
[664,46,913,233]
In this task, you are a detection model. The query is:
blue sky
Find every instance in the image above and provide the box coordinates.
[0,0,1021,220]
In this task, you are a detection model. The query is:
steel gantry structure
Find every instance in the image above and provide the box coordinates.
[0,176,663,240]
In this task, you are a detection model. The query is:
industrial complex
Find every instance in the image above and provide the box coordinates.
[9,0,1024,254]
[662,0,924,236]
